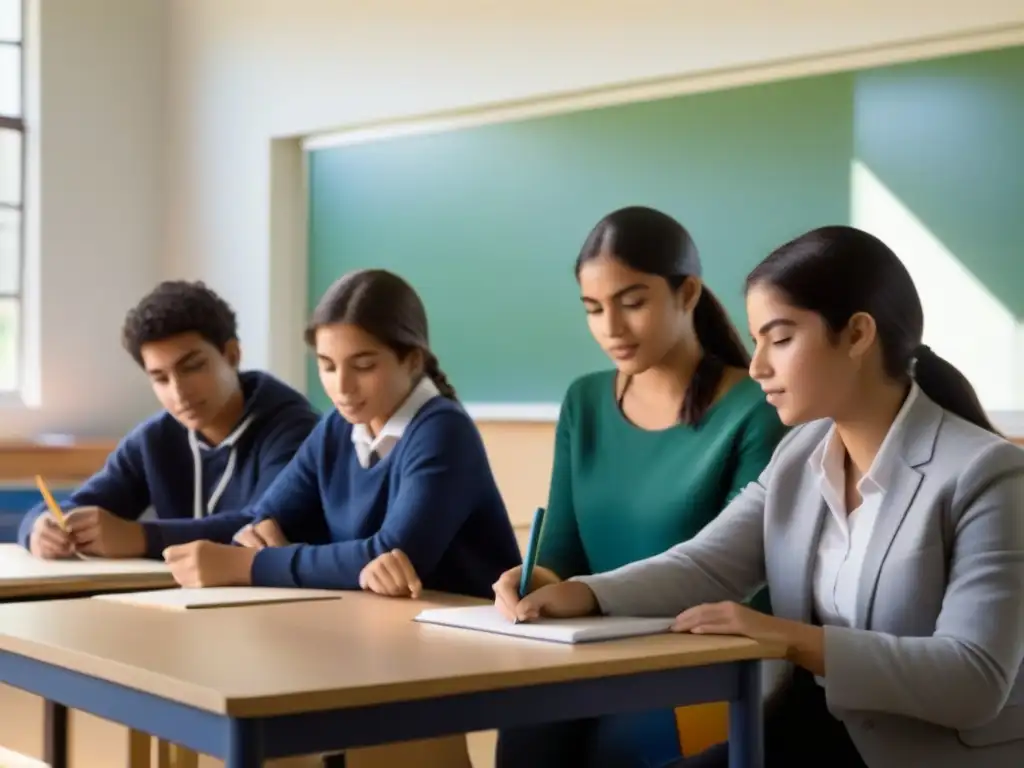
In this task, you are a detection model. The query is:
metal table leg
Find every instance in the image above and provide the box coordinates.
[728,661,764,768]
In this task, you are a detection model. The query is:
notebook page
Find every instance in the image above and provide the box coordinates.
[93,587,343,610]
[414,604,673,644]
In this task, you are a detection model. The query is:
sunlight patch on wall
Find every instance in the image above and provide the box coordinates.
[850,160,1022,411]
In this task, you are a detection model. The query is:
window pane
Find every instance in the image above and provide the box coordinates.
[0,0,20,42]
[0,297,17,391]
[0,127,20,205]
[0,43,20,117]
[0,206,18,293]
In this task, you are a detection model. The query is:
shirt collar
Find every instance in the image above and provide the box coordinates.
[811,381,921,502]
[351,377,440,467]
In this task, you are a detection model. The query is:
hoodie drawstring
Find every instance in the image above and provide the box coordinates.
[189,415,255,519]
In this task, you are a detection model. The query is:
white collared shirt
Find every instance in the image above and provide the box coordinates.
[350,377,440,468]
[811,382,921,628]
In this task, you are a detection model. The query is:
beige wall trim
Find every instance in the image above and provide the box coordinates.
[268,139,310,389]
[303,23,1024,151]
[464,403,560,421]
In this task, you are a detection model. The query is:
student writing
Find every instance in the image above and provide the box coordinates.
[491,207,788,768]
[20,281,319,560]
[510,226,1024,768]
[160,269,522,599]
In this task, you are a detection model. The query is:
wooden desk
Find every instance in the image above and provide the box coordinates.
[0,544,174,601]
[0,591,784,768]
[0,544,175,767]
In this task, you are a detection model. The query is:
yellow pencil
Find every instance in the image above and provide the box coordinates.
[34,474,68,531]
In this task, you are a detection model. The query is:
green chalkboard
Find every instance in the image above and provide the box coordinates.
[854,45,1024,317]
[308,45,1024,406]
[307,74,854,405]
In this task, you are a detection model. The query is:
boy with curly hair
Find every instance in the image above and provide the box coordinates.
[20,280,320,560]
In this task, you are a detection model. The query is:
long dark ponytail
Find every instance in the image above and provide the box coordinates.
[746,225,996,434]
[911,344,995,433]
[577,206,750,425]
[305,269,458,401]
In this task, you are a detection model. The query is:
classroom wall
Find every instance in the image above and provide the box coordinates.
[0,0,166,441]
[161,0,1024,388]
[159,1,1024,523]
[2,5,1017,458]
[3,3,1020,444]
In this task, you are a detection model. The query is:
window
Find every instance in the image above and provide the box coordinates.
[0,0,23,393]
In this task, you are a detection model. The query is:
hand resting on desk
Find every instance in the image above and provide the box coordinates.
[163,540,256,588]
[233,518,289,549]
[507,582,822,668]
[358,549,422,598]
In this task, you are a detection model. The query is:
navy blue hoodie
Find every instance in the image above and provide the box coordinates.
[148,395,523,599]
[18,371,320,557]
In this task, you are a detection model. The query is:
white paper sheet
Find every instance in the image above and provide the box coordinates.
[93,587,343,610]
[414,604,674,644]
[0,544,170,582]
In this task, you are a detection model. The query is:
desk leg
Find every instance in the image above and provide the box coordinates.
[43,700,68,768]
[226,718,263,768]
[728,661,763,768]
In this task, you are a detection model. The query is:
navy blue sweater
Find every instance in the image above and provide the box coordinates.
[18,371,320,557]
[224,397,520,599]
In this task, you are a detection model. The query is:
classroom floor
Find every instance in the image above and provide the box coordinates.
[0,683,498,768]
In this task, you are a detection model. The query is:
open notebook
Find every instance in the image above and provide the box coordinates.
[93,587,343,611]
[414,604,674,644]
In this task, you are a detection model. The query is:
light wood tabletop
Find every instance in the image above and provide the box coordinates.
[0,590,786,718]
[0,544,175,600]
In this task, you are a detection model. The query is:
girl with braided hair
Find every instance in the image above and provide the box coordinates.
[161,269,522,602]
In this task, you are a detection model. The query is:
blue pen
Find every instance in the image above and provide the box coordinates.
[519,507,546,600]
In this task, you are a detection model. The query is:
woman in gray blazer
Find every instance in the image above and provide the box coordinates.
[499,225,1024,767]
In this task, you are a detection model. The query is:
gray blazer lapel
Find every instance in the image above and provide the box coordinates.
[855,395,944,627]
[785,465,827,623]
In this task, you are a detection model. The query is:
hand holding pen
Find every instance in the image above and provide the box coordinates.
[493,507,562,622]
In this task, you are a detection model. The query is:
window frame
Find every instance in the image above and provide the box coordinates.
[0,0,26,396]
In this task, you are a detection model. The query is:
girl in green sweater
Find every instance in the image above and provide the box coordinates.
[493,206,788,768]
